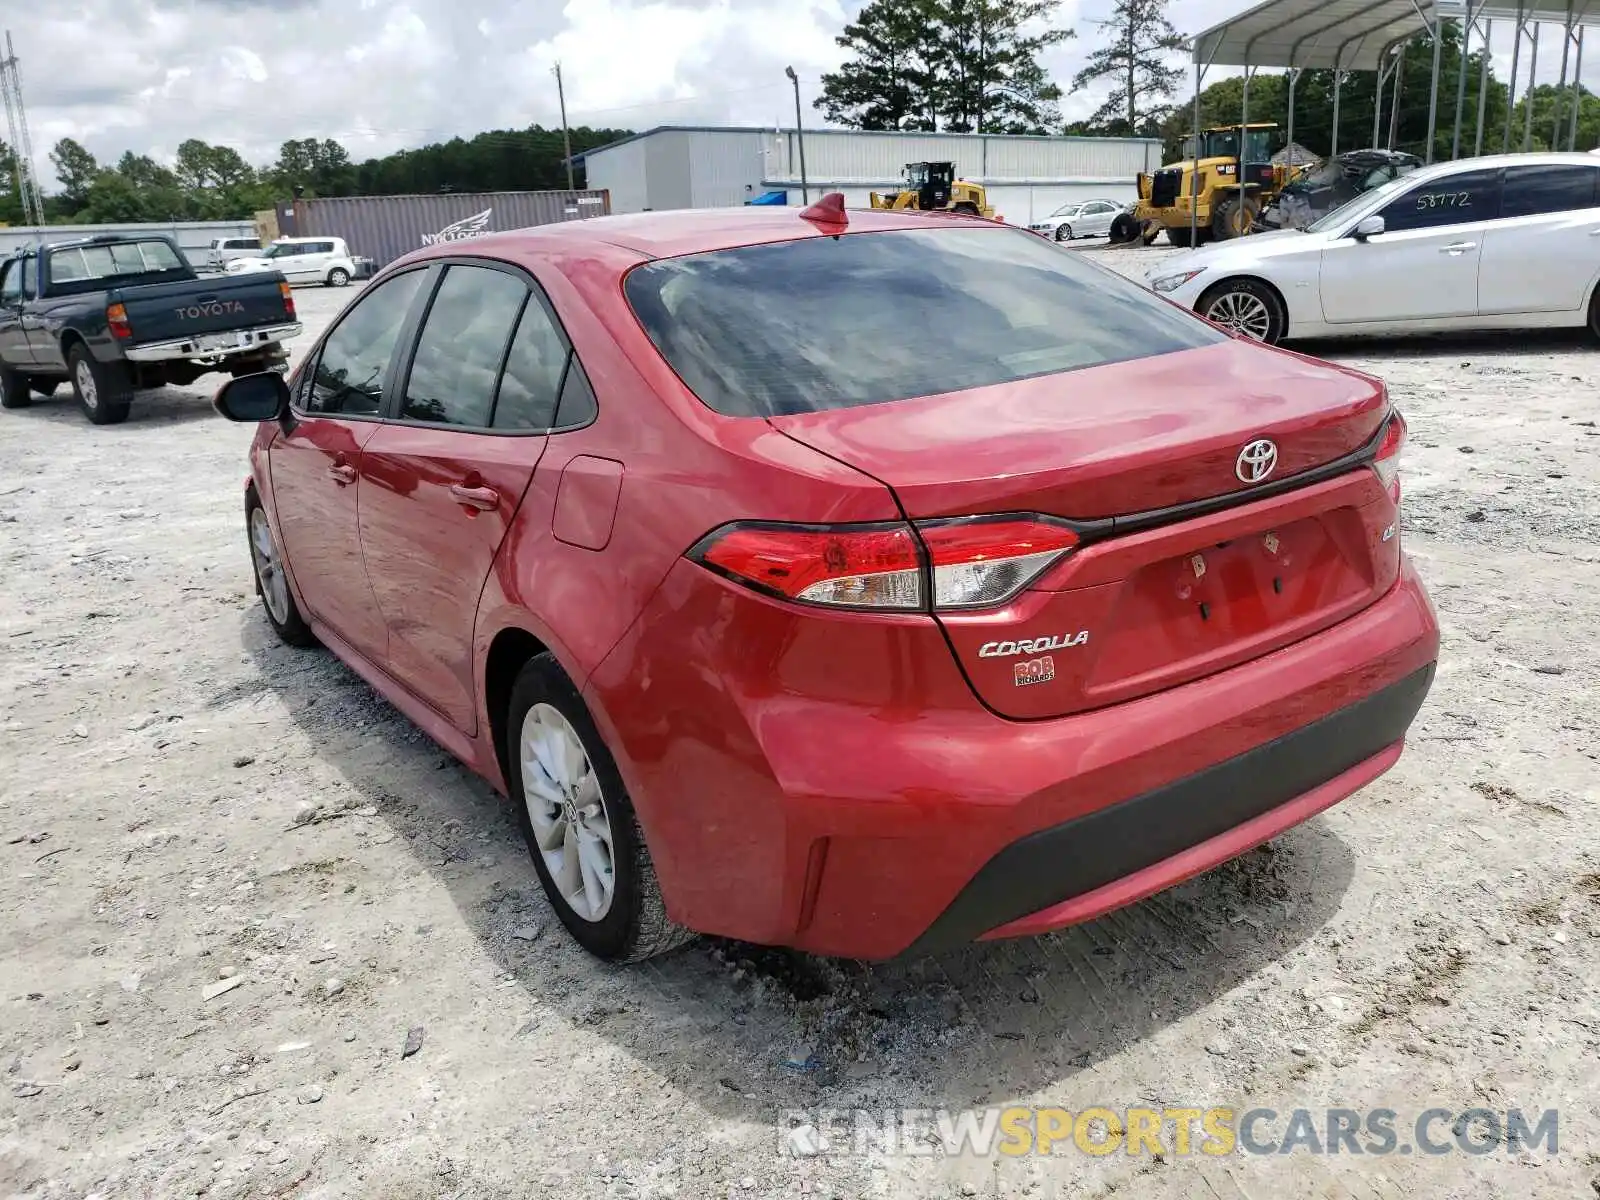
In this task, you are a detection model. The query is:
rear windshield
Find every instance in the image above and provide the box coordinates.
[624,226,1222,417]
[47,240,186,288]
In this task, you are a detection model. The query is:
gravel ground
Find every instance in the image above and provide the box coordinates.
[1,256,1598,1200]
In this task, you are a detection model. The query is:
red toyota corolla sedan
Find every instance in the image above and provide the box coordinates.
[215,196,1439,963]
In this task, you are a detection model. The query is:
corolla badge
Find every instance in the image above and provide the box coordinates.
[421,208,494,246]
[1235,438,1279,484]
[978,631,1089,658]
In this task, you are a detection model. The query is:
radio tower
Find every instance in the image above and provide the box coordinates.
[1,31,47,227]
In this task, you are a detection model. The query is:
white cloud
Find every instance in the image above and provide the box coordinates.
[16,0,1575,190]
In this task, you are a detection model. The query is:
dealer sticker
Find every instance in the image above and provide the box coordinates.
[1014,656,1055,687]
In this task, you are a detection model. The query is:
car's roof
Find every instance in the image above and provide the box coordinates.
[1396,151,1600,185]
[1334,148,1419,162]
[418,203,1011,263]
[35,233,177,253]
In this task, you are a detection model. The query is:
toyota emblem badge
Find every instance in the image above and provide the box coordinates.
[1236,439,1279,484]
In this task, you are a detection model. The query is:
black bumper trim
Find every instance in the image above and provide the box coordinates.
[901,662,1435,958]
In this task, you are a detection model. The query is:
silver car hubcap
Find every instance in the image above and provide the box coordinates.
[249,507,291,624]
[1207,291,1273,341]
[521,703,615,922]
[75,360,98,410]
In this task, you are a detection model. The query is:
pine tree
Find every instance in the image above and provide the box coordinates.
[815,0,943,130]
[817,0,1071,134]
[941,0,1073,133]
[1069,0,1186,136]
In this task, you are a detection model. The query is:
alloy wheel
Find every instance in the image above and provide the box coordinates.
[249,507,291,624]
[75,360,98,411]
[1205,290,1274,341]
[520,703,616,921]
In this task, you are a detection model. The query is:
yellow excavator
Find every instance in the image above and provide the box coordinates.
[869,162,994,218]
[1116,124,1303,247]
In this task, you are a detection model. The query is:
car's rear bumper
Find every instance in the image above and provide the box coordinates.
[125,323,301,362]
[589,557,1439,960]
[904,662,1431,956]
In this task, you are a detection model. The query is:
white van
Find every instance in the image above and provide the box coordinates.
[207,235,263,270]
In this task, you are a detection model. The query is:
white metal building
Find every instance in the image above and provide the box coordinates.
[578,126,1163,225]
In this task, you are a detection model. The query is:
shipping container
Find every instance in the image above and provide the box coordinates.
[285,190,611,268]
[0,220,257,269]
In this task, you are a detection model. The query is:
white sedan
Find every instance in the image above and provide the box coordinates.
[1145,152,1600,344]
[1028,199,1123,242]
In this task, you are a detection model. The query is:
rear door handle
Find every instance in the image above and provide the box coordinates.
[1440,242,1476,253]
[328,464,357,485]
[1589,228,1600,236]
[450,483,499,511]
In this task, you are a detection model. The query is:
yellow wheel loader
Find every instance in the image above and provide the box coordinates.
[869,162,993,218]
[1115,125,1304,247]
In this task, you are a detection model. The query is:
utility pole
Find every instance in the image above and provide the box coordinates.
[785,66,809,203]
[553,62,575,191]
[0,30,46,226]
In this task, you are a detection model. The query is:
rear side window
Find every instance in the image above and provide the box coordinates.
[306,269,426,416]
[492,294,569,431]
[624,226,1221,417]
[401,264,526,427]
[1500,164,1600,218]
[1379,168,1502,232]
[554,357,598,429]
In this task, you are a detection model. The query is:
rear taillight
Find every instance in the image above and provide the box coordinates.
[694,522,923,609]
[106,302,131,339]
[1372,410,1405,501]
[919,517,1079,609]
[689,515,1078,612]
[279,281,296,320]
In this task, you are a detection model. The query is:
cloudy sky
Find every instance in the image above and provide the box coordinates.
[12,0,1575,188]
[11,0,1241,187]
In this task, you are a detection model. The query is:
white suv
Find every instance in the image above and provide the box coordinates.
[225,237,358,287]
[207,235,263,270]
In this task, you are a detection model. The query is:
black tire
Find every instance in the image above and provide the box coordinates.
[1108,212,1140,244]
[246,490,316,648]
[1055,223,1073,242]
[67,344,133,425]
[30,380,58,398]
[326,268,350,288]
[1167,224,1196,248]
[1197,277,1287,345]
[951,202,980,216]
[0,363,30,410]
[505,652,694,963]
[1211,194,1261,241]
[1588,284,1600,343]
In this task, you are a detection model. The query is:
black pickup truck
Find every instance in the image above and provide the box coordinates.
[0,233,302,425]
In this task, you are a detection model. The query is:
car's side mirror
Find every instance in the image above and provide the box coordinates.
[214,371,290,423]
[1351,215,1385,242]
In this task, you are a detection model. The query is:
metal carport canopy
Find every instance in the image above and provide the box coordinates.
[1191,0,1590,69]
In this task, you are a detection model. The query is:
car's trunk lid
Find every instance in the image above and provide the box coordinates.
[771,341,1397,718]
